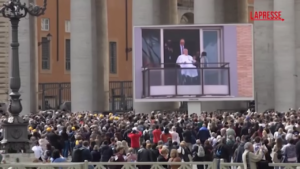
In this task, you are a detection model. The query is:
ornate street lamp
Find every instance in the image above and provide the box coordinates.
[38,33,52,46]
[0,0,47,153]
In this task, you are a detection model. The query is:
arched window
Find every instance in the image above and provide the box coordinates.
[180,12,194,24]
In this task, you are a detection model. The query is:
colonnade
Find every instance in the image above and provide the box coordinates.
[17,0,298,113]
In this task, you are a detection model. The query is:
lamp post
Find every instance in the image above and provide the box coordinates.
[38,33,51,46]
[0,0,47,153]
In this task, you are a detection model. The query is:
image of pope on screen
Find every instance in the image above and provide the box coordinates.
[176,48,198,85]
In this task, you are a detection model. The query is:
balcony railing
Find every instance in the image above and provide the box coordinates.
[0,160,299,169]
[142,63,230,98]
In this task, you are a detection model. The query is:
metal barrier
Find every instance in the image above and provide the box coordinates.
[0,161,215,169]
[109,81,133,111]
[39,81,133,111]
[0,158,299,169]
[219,160,300,169]
[38,83,70,110]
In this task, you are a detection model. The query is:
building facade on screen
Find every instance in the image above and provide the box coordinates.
[133,24,254,114]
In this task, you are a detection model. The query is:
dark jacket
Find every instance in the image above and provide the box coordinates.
[82,147,92,162]
[157,155,168,169]
[204,145,213,161]
[233,142,245,163]
[176,127,183,141]
[197,127,211,143]
[99,145,114,162]
[182,130,192,143]
[191,144,202,161]
[111,154,125,169]
[214,144,230,162]
[240,126,249,136]
[178,147,191,162]
[91,150,101,162]
[47,132,61,149]
[137,148,153,162]
[295,140,300,162]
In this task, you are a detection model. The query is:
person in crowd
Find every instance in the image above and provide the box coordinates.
[137,143,153,162]
[38,135,49,152]
[281,138,297,163]
[192,139,205,169]
[99,140,114,162]
[137,143,153,169]
[242,142,264,169]
[265,128,274,139]
[128,127,142,152]
[46,127,61,152]
[169,149,182,169]
[170,126,180,143]
[31,141,43,161]
[274,128,285,140]
[234,135,246,163]
[91,145,101,162]
[126,148,137,162]
[43,143,54,162]
[51,149,66,163]
[295,135,300,162]
[16,107,300,166]
[153,125,162,146]
[161,128,172,144]
[182,127,193,150]
[82,141,92,162]
[177,141,191,162]
[253,137,268,156]
[157,148,169,169]
[271,138,284,163]
[214,138,230,162]
[111,146,125,169]
[226,123,236,138]
[60,127,69,158]
[122,140,129,155]
[198,124,210,144]
[68,126,76,154]
[203,140,213,161]
[263,139,272,163]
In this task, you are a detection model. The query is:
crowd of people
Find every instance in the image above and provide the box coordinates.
[12,109,300,168]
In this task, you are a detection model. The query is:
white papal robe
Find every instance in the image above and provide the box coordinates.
[176,54,198,77]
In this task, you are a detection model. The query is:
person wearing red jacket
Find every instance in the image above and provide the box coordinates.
[128,127,142,152]
[152,125,162,145]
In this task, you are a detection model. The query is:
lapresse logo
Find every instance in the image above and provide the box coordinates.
[250,11,284,21]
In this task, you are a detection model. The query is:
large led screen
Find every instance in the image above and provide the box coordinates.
[133,24,254,101]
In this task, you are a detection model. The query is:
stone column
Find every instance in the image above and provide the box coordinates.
[132,0,161,25]
[0,0,10,108]
[295,0,300,107]
[160,0,178,24]
[70,0,96,111]
[18,0,37,114]
[215,0,224,23]
[224,0,238,23]
[254,0,275,112]
[94,0,109,111]
[273,0,296,111]
[132,0,179,113]
[194,0,215,23]
[237,0,249,23]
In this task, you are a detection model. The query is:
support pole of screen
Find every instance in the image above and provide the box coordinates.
[187,101,202,116]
